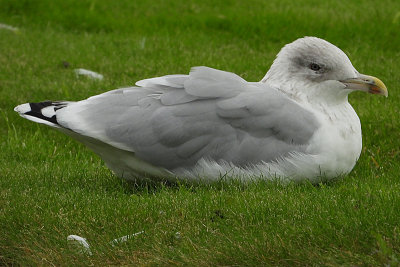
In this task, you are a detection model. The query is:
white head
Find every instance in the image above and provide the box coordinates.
[262,37,387,102]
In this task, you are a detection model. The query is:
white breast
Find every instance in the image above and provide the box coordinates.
[302,101,362,178]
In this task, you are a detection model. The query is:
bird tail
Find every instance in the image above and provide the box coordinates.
[14,101,71,128]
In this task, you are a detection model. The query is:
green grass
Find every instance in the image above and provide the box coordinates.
[1,0,400,265]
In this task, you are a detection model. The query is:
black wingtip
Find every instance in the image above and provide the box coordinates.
[26,102,59,124]
[15,101,69,127]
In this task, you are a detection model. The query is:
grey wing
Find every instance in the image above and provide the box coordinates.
[216,88,320,165]
[56,66,319,170]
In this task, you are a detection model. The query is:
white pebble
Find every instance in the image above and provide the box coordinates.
[67,235,92,255]
[74,68,104,80]
[0,23,19,33]
[109,231,144,246]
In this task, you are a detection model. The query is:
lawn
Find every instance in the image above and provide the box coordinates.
[1,0,400,265]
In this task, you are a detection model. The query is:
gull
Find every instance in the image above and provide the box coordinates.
[14,37,388,183]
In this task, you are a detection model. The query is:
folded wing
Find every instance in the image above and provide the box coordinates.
[55,66,320,170]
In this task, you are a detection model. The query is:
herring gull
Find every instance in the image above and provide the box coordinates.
[14,37,388,183]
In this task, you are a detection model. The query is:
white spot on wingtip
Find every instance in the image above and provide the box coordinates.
[14,103,31,113]
[41,106,56,117]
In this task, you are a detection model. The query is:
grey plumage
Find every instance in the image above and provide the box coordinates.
[54,67,319,172]
[14,37,388,182]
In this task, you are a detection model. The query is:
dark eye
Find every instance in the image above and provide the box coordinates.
[309,63,321,71]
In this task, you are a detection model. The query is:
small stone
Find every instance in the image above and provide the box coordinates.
[62,61,70,68]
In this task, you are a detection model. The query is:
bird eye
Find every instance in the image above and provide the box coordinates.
[309,63,321,71]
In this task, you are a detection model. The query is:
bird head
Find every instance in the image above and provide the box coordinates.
[262,37,388,102]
